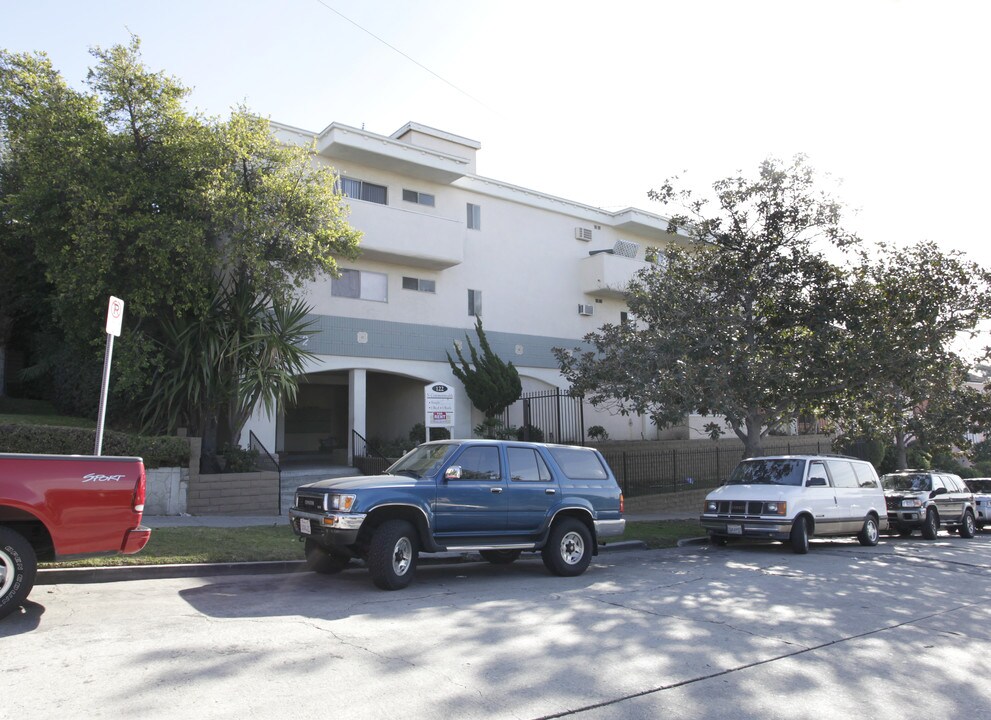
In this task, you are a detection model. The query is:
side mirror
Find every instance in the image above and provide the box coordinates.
[444,465,463,481]
[807,477,828,487]
[930,487,947,498]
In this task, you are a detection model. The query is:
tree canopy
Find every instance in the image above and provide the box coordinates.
[0,38,361,457]
[557,156,858,457]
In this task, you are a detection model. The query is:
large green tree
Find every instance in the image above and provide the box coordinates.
[0,39,361,451]
[556,156,857,457]
[837,241,991,469]
[447,317,522,426]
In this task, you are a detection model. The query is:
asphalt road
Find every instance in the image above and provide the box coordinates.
[4,534,991,720]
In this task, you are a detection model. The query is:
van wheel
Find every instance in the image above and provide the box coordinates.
[367,520,418,590]
[959,510,977,539]
[1,527,37,620]
[922,508,939,540]
[790,517,810,554]
[858,516,880,547]
[542,519,592,577]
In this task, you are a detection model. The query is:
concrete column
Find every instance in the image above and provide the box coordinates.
[349,368,367,464]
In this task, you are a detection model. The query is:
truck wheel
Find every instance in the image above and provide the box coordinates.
[922,508,939,540]
[479,549,522,565]
[959,510,977,539]
[304,539,351,574]
[858,515,880,547]
[790,517,810,554]
[367,520,418,590]
[541,519,592,577]
[0,527,37,621]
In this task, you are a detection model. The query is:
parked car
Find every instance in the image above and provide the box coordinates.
[963,478,991,530]
[699,455,888,554]
[881,470,977,539]
[289,440,625,589]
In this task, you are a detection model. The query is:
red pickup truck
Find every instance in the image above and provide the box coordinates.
[0,452,151,619]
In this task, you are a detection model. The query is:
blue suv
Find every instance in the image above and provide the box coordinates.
[289,440,626,589]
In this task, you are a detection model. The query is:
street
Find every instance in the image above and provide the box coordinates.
[3,535,991,719]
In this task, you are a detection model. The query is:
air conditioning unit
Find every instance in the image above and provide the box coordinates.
[575,227,593,242]
[578,304,594,316]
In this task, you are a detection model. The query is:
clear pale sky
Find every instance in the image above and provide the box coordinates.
[2,0,989,272]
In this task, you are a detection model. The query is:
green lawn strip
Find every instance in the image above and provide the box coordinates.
[0,413,96,428]
[39,520,703,568]
[40,525,302,567]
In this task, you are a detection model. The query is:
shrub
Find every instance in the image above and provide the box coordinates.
[587,425,609,441]
[516,424,545,442]
[408,422,450,444]
[0,424,190,468]
[221,445,259,473]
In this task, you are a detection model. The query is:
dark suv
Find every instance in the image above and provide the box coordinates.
[881,470,977,539]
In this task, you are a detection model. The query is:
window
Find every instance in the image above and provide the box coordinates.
[339,177,387,205]
[402,276,436,293]
[620,311,629,325]
[468,289,482,317]
[508,448,552,482]
[453,446,501,480]
[402,189,435,207]
[826,460,859,488]
[548,448,608,480]
[332,269,388,302]
[467,203,481,230]
[852,463,879,489]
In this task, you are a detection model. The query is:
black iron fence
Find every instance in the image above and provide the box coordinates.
[502,389,585,444]
[599,438,836,498]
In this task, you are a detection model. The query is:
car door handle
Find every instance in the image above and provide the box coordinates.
[545,488,556,495]
[490,487,503,494]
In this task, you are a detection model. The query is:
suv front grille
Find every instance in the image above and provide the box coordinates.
[295,494,325,512]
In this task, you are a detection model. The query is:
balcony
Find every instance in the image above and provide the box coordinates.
[347,200,464,270]
[580,251,650,299]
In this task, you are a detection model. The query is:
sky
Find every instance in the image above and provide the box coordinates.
[2,0,989,272]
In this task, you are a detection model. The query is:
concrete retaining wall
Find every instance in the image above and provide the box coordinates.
[145,467,188,515]
[186,471,280,515]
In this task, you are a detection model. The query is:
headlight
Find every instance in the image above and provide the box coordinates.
[705,500,718,513]
[330,494,357,512]
[901,498,922,508]
[764,501,787,516]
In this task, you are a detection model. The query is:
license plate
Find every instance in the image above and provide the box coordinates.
[727,524,743,536]
[299,518,312,535]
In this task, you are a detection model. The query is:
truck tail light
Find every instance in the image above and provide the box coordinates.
[620,493,625,514]
[133,466,147,513]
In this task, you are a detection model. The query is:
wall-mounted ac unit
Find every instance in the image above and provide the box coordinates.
[575,227,593,241]
[578,303,594,316]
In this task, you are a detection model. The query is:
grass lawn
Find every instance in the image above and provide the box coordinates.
[0,397,96,428]
[39,519,705,568]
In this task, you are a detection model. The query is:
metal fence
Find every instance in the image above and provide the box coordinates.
[600,438,836,498]
[502,389,585,444]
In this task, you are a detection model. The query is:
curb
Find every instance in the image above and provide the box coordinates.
[36,540,650,585]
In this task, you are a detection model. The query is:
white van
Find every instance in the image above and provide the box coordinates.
[699,455,889,554]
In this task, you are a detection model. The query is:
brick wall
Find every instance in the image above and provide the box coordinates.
[186,471,279,515]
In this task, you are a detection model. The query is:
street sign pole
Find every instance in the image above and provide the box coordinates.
[94,296,124,456]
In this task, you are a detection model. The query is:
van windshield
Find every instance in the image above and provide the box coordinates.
[727,459,806,486]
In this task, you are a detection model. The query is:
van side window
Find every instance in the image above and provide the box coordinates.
[808,462,830,486]
[852,463,880,489]
[826,460,859,488]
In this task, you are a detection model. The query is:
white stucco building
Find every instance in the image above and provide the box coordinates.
[242,120,690,462]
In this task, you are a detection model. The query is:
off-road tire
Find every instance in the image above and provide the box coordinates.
[922,508,939,540]
[959,510,977,539]
[367,520,419,590]
[541,518,593,577]
[0,527,37,621]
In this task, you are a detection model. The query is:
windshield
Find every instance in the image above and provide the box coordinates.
[881,473,931,492]
[966,479,991,493]
[387,443,457,478]
[727,459,807,486]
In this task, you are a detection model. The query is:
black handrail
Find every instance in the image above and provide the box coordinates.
[352,429,390,464]
[249,431,281,514]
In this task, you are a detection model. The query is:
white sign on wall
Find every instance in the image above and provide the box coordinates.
[424,382,455,428]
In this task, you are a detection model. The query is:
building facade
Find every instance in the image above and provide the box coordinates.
[242,120,688,462]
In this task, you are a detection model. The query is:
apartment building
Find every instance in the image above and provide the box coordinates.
[242,120,688,462]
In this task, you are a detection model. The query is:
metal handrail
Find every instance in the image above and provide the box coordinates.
[352,429,390,464]
[249,431,282,514]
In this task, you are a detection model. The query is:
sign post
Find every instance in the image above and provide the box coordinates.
[94,296,124,456]
[424,382,455,441]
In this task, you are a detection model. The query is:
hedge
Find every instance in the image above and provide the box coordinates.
[0,424,190,468]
